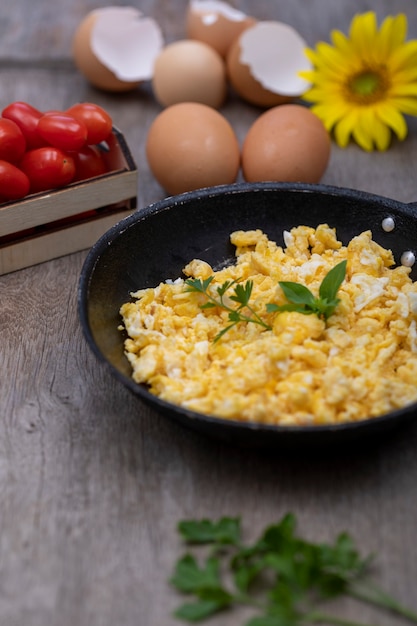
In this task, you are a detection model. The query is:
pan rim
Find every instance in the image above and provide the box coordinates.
[80,181,417,261]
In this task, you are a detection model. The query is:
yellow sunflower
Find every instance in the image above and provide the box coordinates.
[301,12,417,151]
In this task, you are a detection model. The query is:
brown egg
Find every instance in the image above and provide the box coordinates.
[226,21,312,108]
[152,40,227,109]
[146,102,240,195]
[186,0,256,58]
[72,7,163,92]
[241,104,331,184]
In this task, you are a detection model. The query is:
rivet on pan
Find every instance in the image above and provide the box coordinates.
[401,251,416,267]
[382,216,395,232]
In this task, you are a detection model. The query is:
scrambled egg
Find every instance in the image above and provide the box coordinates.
[119,225,417,426]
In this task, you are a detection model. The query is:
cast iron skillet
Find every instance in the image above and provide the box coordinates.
[78,182,417,449]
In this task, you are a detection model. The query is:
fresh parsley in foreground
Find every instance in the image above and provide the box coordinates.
[170,513,417,625]
[185,260,347,342]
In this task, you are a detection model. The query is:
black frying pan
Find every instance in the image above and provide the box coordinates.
[77,182,417,449]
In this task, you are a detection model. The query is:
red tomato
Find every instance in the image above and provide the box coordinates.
[72,145,108,181]
[0,119,27,163]
[0,159,30,201]
[36,113,88,152]
[19,147,76,193]
[66,103,113,145]
[2,101,45,149]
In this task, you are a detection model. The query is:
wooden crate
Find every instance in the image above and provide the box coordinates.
[0,128,137,275]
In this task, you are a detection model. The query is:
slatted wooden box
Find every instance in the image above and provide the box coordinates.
[0,128,137,275]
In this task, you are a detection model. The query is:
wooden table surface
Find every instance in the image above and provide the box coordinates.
[2,1,417,625]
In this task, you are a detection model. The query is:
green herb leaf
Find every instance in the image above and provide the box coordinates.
[185,277,214,294]
[171,513,417,625]
[178,517,241,545]
[170,554,222,593]
[174,597,227,622]
[217,279,238,297]
[278,282,316,307]
[229,281,254,307]
[266,302,314,315]
[233,559,265,594]
[171,553,234,621]
[319,259,347,301]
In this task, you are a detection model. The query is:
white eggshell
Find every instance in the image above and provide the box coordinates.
[226,20,312,107]
[91,7,163,81]
[72,6,164,91]
[238,21,311,96]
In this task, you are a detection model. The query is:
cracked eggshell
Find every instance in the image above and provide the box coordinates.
[226,21,312,107]
[72,6,164,92]
[152,40,227,109]
[186,0,256,58]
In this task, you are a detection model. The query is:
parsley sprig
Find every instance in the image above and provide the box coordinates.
[185,276,272,342]
[184,260,347,342]
[170,513,417,625]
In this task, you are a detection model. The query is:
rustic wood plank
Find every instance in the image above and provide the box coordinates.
[1,1,417,625]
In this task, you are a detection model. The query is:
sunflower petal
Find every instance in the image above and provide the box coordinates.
[390,82,417,97]
[392,66,417,83]
[390,97,417,116]
[352,109,375,151]
[331,29,352,54]
[349,12,377,60]
[372,116,393,151]
[376,104,408,139]
[379,14,407,57]
[304,47,320,65]
[334,109,359,148]
[311,102,350,130]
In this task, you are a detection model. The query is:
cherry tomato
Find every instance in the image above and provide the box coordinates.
[19,147,76,193]
[36,113,88,152]
[66,103,113,145]
[2,101,45,149]
[0,119,27,163]
[0,160,30,201]
[72,145,108,181]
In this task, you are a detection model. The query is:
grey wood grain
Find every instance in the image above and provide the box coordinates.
[1,1,417,625]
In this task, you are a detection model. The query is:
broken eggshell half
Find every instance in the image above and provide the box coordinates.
[226,20,312,107]
[72,6,164,92]
[186,0,256,58]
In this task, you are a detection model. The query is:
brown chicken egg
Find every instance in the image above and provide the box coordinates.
[146,102,240,195]
[152,40,227,108]
[72,6,163,92]
[241,104,331,184]
[226,21,311,108]
[186,0,256,58]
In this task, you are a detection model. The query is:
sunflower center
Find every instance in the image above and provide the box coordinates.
[347,67,389,104]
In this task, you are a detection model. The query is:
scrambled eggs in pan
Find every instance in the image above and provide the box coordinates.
[119,225,417,425]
